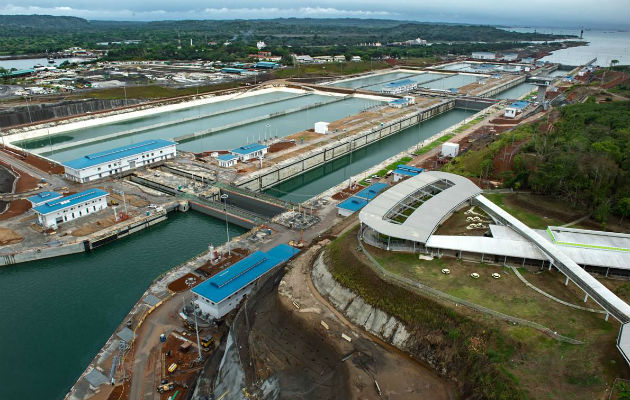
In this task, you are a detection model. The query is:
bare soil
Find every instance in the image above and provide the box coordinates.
[0,199,31,220]
[0,227,23,245]
[268,141,296,153]
[167,273,201,293]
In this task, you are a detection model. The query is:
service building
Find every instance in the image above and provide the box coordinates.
[33,188,109,229]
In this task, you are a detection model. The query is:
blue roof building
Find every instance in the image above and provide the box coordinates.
[217,153,239,167]
[33,188,109,229]
[381,78,418,94]
[336,183,388,216]
[63,139,177,183]
[254,61,280,69]
[393,165,424,182]
[192,244,300,318]
[27,191,62,207]
[230,143,268,161]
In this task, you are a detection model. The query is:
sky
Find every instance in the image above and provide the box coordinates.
[0,0,628,29]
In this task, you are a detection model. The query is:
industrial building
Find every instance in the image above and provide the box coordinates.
[314,121,330,134]
[471,52,496,60]
[381,79,418,95]
[191,244,300,319]
[217,154,239,168]
[230,143,268,161]
[33,188,109,229]
[504,100,530,118]
[63,139,177,183]
[392,165,424,182]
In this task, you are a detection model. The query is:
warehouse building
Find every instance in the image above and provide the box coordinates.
[63,139,177,183]
[191,244,300,319]
[471,52,496,60]
[33,188,109,229]
[217,154,239,168]
[230,143,268,161]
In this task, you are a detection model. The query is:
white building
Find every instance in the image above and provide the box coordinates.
[33,188,108,229]
[333,55,346,62]
[314,121,330,134]
[63,139,177,183]
[381,78,418,95]
[313,55,333,63]
[501,53,519,62]
[472,52,496,60]
[191,244,299,319]
[441,142,460,157]
[293,55,314,64]
[256,41,266,50]
[351,56,362,62]
[217,154,238,168]
[230,143,268,161]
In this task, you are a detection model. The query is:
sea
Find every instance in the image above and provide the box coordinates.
[504,27,629,66]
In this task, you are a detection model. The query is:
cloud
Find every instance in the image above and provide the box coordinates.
[0,1,627,28]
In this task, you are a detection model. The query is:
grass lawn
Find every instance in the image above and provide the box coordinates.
[484,193,567,228]
[413,133,454,155]
[358,156,412,186]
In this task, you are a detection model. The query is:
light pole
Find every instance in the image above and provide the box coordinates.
[112,188,127,215]
[221,193,230,256]
[186,281,203,362]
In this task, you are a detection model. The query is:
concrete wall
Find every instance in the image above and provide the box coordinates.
[0,99,142,128]
[476,75,526,98]
[189,201,257,229]
[237,101,454,192]
[0,242,85,266]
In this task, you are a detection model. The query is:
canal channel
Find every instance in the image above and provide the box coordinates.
[0,213,245,400]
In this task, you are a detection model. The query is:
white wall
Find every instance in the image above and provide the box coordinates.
[37,195,108,229]
[65,144,176,183]
[194,283,254,319]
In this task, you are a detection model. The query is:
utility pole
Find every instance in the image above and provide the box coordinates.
[221,194,231,256]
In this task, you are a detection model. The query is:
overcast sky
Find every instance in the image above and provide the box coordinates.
[1,0,628,29]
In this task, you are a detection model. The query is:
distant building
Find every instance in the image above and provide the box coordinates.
[521,57,535,64]
[63,139,177,183]
[333,55,346,62]
[313,55,333,63]
[192,244,300,319]
[217,154,238,168]
[388,96,416,108]
[293,55,314,64]
[471,52,496,60]
[501,53,519,62]
[381,79,418,95]
[253,61,280,69]
[230,143,268,161]
[256,41,266,50]
[33,188,108,229]
[27,191,62,207]
[351,56,362,62]
[314,121,330,134]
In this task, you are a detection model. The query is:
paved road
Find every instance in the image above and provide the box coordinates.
[0,149,66,188]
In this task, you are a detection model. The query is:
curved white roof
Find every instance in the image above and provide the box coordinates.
[359,171,482,244]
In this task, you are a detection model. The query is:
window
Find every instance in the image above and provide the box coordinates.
[93,206,96,211]
[97,167,101,171]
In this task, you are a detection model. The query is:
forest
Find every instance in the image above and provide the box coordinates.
[0,15,575,56]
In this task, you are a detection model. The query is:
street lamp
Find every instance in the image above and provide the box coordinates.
[185,280,203,362]
[220,194,230,256]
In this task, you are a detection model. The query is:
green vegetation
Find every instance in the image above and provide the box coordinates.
[454,115,486,133]
[355,233,627,399]
[0,15,575,60]
[609,84,630,98]
[414,133,455,155]
[484,193,565,228]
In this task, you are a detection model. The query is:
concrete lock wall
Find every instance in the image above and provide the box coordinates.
[220,190,286,218]
[189,201,257,229]
[0,99,142,128]
[236,101,454,192]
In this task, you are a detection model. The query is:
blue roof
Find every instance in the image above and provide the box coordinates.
[192,244,300,303]
[27,191,62,205]
[221,68,246,73]
[337,196,369,212]
[33,188,108,215]
[63,139,176,170]
[2,69,35,77]
[393,165,424,177]
[508,101,529,110]
[355,183,388,200]
[217,154,238,161]
[254,62,279,68]
[231,143,268,155]
[383,78,416,88]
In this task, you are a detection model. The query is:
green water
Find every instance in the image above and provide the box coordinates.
[492,82,536,99]
[267,109,476,202]
[0,212,245,400]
